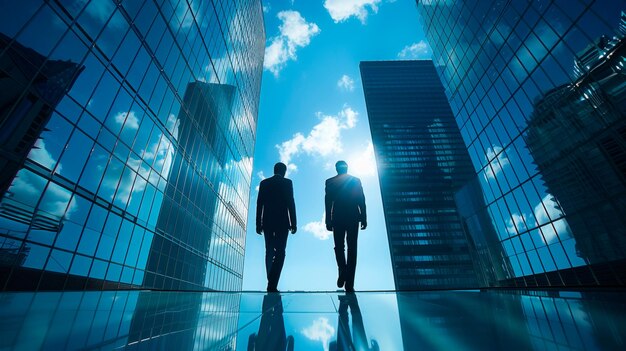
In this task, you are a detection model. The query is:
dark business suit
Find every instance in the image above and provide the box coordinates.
[256,174,297,290]
[325,174,366,290]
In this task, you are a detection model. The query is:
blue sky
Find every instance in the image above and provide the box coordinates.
[243,0,431,291]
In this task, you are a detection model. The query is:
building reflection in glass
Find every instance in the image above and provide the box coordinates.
[525,13,626,276]
[416,0,626,288]
[0,291,624,350]
[0,0,264,291]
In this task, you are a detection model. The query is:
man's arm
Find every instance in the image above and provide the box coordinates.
[256,181,264,234]
[324,179,333,231]
[287,179,297,233]
[357,178,367,229]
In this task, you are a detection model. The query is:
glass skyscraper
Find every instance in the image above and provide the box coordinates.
[417,0,626,287]
[360,60,478,290]
[0,0,264,291]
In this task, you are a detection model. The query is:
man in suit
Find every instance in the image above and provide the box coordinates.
[325,160,367,292]
[256,162,297,292]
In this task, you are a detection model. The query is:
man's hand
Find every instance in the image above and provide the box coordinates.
[326,224,333,232]
[256,226,262,235]
[290,225,297,234]
[361,221,367,230]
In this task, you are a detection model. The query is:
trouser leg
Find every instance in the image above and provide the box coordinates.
[268,229,289,289]
[345,223,359,289]
[264,231,275,283]
[333,226,347,276]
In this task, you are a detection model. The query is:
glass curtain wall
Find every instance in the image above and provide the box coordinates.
[360,60,479,290]
[0,0,264,291]
[417,0,626,287]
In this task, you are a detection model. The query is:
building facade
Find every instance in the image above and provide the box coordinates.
[417,0,626,287]
[0,0,264,291]
[361,60,478,290]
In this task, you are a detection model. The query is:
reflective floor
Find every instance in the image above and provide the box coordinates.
[1,289,625,350]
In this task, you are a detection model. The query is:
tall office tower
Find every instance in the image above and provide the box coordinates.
[361,60,478,290]
[0,0,264,291]
[417,1,626,287]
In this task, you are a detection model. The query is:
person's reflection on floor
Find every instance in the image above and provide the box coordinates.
[330,294,379,351]
[248,293,294,351]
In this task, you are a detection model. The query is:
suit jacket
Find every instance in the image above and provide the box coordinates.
[256,174,297,231]
[325,174,366,227]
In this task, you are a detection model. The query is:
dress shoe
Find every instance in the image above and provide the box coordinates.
[337,272,345,288]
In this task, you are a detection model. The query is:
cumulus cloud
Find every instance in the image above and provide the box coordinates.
[264,11,320,76]
[324,0,381,23]
[255,171,266,192]
[175,0,199,29]
[304,213,332,240]
[276,106,358,172]
[506,212,529,236]
[421,0,455,5]
[112,114,179,205]
[79,0,125,28]
[114,111,139,130]
[337,74,355,91]
[302,317,335,351]
[398,40,431,59]
[8,140,76,222]
[534,194,571,244]
[484,146,510,180]
[498,194,571,245]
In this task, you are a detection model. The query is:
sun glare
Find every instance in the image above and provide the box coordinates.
[347,143,377,178]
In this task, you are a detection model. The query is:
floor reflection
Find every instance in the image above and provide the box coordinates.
[331,294,379,351]
[248,293,294,351]
[0,290,624,350]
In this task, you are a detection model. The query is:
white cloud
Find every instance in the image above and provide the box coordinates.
[81,0,125,28]
[276,106,358,172]
[497,194,571,245]
[304,213,332,240]
[114,111,139,130]
[398,40,431,59]
[346,142,377,178]
[175,0,199,29]
[264,11,320,76]
[534,194,570,244]
[337,74,355,91]
[421,0,455,5]
[262,4,271,13]
[113,114,179,205]
[28,139,58,171]
[10,140,76,220]
[302,317,335,351]
[324,0,381,23]
[506,212,529,235]
[484,146,510,180]
[255,171,266,192]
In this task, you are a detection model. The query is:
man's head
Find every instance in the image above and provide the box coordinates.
[274,162,287,176]
[335,160,348,174]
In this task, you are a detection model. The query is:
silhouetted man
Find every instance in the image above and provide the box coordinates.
[325,160,366,292]
[256,162,297,292]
